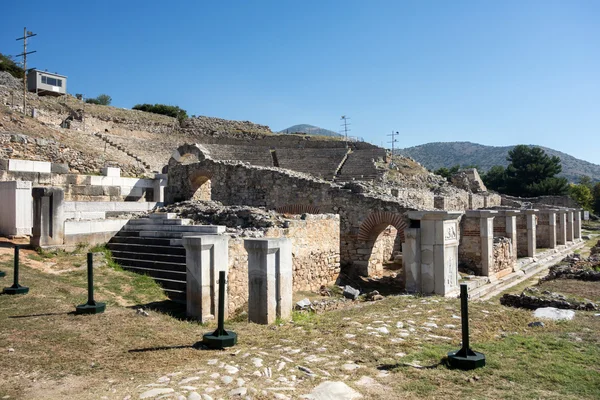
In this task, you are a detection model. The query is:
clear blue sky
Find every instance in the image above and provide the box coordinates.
[2,1,599,163]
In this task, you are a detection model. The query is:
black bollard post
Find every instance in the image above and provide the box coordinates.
[200,270,237,349]
[3,246,29,295]
[75,253,106,314]
[447,284,486,370]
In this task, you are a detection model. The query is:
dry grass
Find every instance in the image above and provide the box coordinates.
[1,245,599,399]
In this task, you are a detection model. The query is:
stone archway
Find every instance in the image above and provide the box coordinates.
[190,171,212,201]
[356,211,408,277]
[168,143,209,168]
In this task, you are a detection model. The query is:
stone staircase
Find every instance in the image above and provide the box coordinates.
[93,132,153,171]
[106,213,224,302]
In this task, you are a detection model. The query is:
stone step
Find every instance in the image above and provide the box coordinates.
[138,231,218,239]
[113,256,185,272]
[111,250,186,264]
[127,218,192,226]
[107,242,186,256]
[109,236,175,247]
[123,224,225,233]
[150,213,178,220]
[120,265,186,281]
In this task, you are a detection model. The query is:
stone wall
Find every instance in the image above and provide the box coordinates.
[458,216,482,272]
[492,237,513,277]
[226,214,340,313]
[501,194,578,209]
[166,158,417,275]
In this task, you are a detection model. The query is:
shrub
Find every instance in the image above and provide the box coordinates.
[132,103,188,123]
[86,94,112,106]
[0,53,24,79]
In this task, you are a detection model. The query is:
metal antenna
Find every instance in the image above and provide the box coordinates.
[16,27,37,116]
[387,131,399,166]
[340,116,351,142]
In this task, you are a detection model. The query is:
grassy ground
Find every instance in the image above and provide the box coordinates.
[0,244,599,399]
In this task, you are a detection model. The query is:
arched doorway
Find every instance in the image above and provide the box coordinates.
[356,211,407,277]
[190,171,212,201]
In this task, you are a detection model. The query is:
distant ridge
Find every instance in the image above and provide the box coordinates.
[279,124,342,137]
[397,141,600,183]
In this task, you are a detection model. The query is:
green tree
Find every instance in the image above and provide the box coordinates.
[434,164,460,181]
[568,183,593,210]
[593,183,600,214]
[481,165,507,192]
[578,175,593,190]
[86,94,112,106]
[0,53,24,79]
[96,94,112,106]
[132,103,188,124]
[503,145,568,196]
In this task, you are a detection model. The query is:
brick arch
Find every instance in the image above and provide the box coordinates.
[275,204,321,215]
[358,211,408,242]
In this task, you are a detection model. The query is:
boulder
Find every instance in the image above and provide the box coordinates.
[533,307,575,321]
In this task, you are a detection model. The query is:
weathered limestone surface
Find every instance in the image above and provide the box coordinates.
[226,214,340,313]
[31,186,65,247]
[182,235,229,322]
[404,211,462,297]
[0,180,32,236]
[566,210,574,242]
[245,238,292,324]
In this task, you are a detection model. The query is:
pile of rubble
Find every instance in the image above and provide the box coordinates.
[157,200,290,236]
[500,287,597,311]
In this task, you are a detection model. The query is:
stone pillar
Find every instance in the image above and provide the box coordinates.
[153,173,168,203]
[566,210,574,242]
[556,210,567,245]
[402,228,421,293]
[516,210,538,258]
[182,235,230,322]
[0,181,32,236]
[31,187,65,248]
[525,210,537,257]
[479,211,495,277]
[405,211,463,296]
[535,210,556,250]
[504,211,519,259]
[573,209,582,240]
[245,238,292,325]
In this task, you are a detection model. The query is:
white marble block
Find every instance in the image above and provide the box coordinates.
[182,235,230,322]
[245,238,292,324]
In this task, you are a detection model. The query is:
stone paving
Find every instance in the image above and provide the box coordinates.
[122,299,465,400]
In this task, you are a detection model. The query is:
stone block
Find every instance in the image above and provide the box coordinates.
[0,181,32,236]
[183,235,230,322]
[245,238,293,324]
[51,163,70,174]
[101,167,121,177]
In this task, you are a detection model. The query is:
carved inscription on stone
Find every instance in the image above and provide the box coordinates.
[444,224,457,241]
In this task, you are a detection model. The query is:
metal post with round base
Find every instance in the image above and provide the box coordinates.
[75,253,106,315]
[200,270,237,349]
[447,284,486,370]
[3,246,29,295]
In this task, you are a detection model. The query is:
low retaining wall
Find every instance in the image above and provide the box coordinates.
[227,214,340,312]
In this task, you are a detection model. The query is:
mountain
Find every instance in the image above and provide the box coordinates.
[397,142,600,183]
[279,124,342,137]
